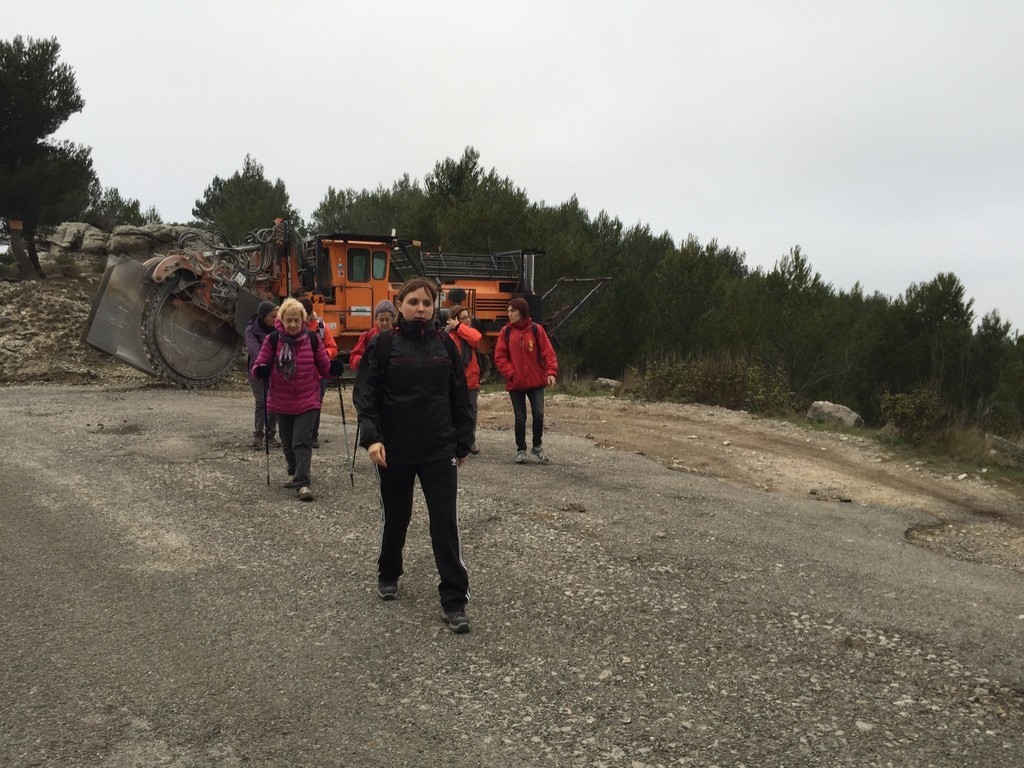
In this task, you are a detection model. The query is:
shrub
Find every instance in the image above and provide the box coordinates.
[52,252,81,278]
[880,388,940,445]
[626,354,793,414]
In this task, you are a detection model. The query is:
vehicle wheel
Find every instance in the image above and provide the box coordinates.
[142,275,242,388]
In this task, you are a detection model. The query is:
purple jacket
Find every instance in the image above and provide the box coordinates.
[250,320,332,415]
[244,315,275,381]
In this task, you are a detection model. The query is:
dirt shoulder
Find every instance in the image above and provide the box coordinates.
[478,392,1024,572]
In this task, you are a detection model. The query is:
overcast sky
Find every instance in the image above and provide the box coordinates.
[11,1,1024,332]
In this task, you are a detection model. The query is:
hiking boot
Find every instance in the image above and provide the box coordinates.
[311,438,320,449]
[531,446,550,463]
[297,486,314,502]
[515,449,527,464]
[469,441,480,455]
[443,608,471,634]
[283,475,302,488]
[377,580,399,601]
[251,433,263,449]
[269,435,282,448]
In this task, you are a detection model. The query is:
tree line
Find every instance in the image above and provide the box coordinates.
[3,35,1023,438]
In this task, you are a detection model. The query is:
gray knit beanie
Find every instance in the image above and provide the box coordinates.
[374,300,396,318]
[257,300,278,320]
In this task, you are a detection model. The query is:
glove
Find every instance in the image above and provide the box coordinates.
[339,350,351,365]
[329,357,346,377]
[254,364,271,381]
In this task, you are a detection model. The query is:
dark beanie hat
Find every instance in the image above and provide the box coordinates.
[257,300,277,319]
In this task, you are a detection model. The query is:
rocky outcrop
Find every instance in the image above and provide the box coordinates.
[43,222,201,260]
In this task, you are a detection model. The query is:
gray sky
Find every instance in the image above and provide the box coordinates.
[11,0,1024,333]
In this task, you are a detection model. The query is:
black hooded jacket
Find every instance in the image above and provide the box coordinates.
[354,317,473,464]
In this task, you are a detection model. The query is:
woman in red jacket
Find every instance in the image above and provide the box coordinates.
[445,305,482,454]
[349,300,395,373]
[493,297,558,464]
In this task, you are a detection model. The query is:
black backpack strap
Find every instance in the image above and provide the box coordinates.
[503,323,542,362]
[376,327,393,374]
[440,331,461,369]
[270,330,318,354]
[269,330,319,362]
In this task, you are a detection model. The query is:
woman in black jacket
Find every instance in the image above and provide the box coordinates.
[353,277,474,633]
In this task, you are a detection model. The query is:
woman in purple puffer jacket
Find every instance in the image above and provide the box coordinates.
[251,297,335,501]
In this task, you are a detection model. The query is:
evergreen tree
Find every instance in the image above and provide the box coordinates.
[0,35,95,278]
[192,155,301,243]
[309,186,357,233]
[83,185,153,230]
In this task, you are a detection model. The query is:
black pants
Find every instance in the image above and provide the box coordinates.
[250,379,279,437]
[312,379,328,441]
[509,387,545,451]
[374,457,469,611]
[467,388,479,444]
[277,409,318,486]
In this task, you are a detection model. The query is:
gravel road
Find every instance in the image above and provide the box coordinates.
[2,384,1023,767]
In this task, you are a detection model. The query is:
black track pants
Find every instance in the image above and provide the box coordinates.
[374,457,469,611]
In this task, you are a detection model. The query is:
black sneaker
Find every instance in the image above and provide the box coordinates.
[443,608,470,633]
[377,580,398,601]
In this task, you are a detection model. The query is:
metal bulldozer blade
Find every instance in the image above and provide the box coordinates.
[82,254,157,375]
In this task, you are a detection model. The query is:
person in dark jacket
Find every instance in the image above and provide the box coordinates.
[353,277,474,633]
[493,297,558,464]
[244,300,281,449]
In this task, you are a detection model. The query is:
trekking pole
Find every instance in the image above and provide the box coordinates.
[351,423,360,474]
[262,379,271,487]
[337,378,354,487]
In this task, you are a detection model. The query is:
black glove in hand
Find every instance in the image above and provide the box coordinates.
[329,357,346,377]
[254,364,271,381]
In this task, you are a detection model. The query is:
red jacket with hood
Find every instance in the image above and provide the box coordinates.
[494,318,558,392]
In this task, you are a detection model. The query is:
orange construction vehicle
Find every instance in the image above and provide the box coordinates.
[84,220,608,388]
